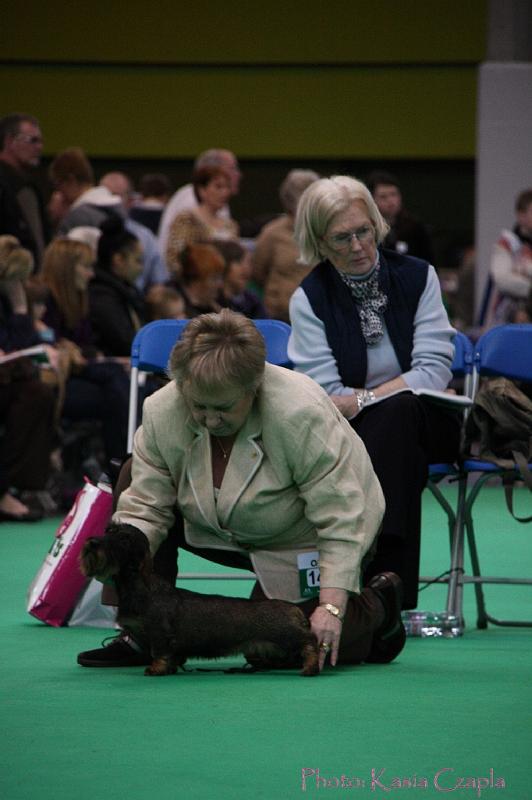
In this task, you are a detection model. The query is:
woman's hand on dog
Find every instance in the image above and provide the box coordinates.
[310,588,348,670]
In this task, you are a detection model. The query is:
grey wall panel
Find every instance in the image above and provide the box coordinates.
[475,62,532,316]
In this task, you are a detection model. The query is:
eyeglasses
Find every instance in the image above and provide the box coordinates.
[15,133,43,145]
[324,225,374,252]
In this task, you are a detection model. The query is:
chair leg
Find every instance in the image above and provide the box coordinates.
[464,514,488,629]
[462,472,532,628]
[445,477,467,628]
[426,480,456,548]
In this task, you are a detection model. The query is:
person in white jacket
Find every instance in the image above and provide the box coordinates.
[484,188,532,328]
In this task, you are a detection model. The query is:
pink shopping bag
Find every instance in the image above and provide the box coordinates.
[27,478,113,627]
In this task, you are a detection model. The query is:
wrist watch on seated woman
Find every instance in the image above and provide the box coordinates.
[354,389,376,413]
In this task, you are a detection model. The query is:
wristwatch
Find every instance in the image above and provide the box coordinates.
[355,389,376,412]
[320,602,344,622]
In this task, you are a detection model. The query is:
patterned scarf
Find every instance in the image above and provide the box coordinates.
[338,261,388,345]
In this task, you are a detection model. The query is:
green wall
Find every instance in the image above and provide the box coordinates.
[1,0,486,159]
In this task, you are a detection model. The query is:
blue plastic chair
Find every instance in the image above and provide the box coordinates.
[127,319,190,451]
[426,330,474,507]
[127,318,292,451]
[126,316,292,582]
[453,324,532,628]
[252,319,293,368]
[420,332,475,627]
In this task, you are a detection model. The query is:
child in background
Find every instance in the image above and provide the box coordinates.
[214,240,267,319]
[145,285,187,321]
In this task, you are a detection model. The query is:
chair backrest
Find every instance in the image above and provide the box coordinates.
[252,319,292,368]
[449,330,474,399]
[131,319,189,373]
[451,331,473,378]
[127,318,292,450]
[469,323,532,398]
[474,324,532,382]
[130,318,292,374]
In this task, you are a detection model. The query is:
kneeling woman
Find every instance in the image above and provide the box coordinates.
[288,176,461,610]
[78,310,405,671]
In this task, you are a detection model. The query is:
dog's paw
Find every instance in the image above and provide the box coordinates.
[300,663,320,677]
[144,658,177,677]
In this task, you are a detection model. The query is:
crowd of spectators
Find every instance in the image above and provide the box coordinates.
[0,110,529,525]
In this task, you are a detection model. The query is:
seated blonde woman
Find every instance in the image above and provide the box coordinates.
[165,165,239,277]
[42,237,131,465]
[77,309,406,672]
[288,175,460,610]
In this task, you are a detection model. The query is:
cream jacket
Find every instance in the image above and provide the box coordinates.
[115,364,384,602]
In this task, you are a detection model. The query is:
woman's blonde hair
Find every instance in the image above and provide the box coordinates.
[0,235,34,281]
[169,309,265,394]
[294,175,389,266]
[42,238,94,330]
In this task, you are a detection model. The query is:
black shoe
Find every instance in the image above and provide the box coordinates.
[365,572,406,664]
[77,636,151,668]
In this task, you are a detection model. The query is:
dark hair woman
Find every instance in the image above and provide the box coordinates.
[89,217,146,357]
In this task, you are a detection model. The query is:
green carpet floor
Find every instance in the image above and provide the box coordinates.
[1,486,531,800]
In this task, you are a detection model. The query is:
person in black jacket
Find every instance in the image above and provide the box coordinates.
[0,113,50,270]
[366,170,435,265]
[88,218,146,357]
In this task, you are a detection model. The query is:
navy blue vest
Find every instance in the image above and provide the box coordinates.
[300,249,429,387]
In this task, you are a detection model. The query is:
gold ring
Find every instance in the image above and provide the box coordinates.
[320,643,331,652]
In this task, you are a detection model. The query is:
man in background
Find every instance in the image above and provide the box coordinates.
[367,170,434,264]
[49,149,168,293]
[129,173,172,235]
[0,113,50,270]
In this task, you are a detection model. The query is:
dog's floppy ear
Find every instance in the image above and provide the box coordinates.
[104,522,151,573]
[79,537,106,577]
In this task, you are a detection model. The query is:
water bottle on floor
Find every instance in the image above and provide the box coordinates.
[401,610,462,637]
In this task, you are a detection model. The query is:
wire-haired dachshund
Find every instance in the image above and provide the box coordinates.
[80,523,319,677]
